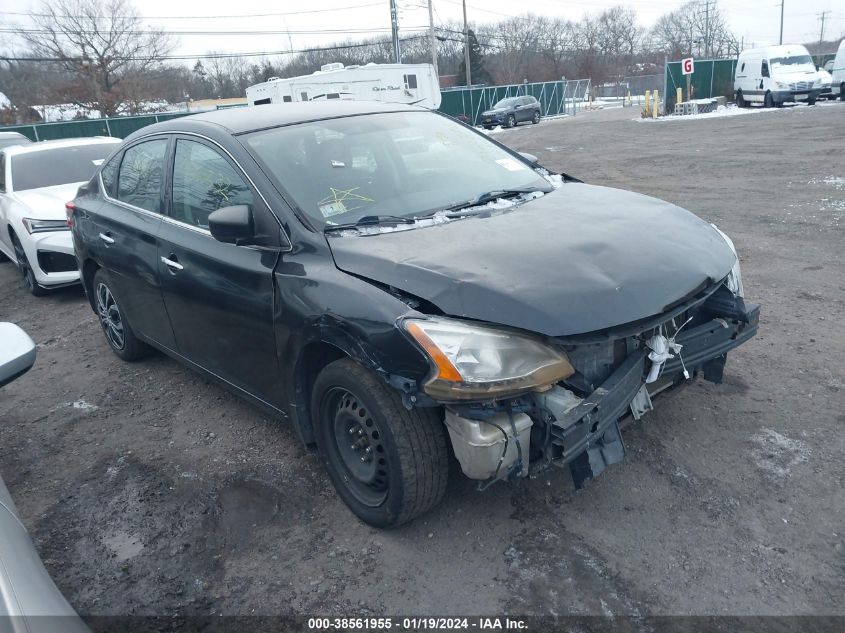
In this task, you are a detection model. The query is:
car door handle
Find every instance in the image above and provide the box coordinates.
[161,256,183,271]
[98,232,114,244]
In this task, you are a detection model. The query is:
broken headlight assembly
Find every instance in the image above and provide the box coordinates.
[711,224,744,297]
[402,317,574,401]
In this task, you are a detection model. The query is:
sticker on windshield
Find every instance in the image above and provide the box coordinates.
[496,158,527,172]
[319,201,347,217]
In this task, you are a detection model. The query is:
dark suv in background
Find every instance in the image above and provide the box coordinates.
[480,96,542,129]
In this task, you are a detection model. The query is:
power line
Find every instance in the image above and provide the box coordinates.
[1,26,430,36]
[0,34,431,63]
[0,2,387,20]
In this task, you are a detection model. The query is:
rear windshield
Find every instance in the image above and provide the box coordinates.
[0,135,32,150]
[11,143,117,191]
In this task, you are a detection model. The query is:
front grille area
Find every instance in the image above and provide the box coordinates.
[37,250,77,273]
[789,81,811,91]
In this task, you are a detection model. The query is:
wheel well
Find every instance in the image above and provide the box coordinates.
[81,259,99,310]
[293,341,347,447]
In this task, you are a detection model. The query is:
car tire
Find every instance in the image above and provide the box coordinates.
[92,268,149,361]
[763,91,774,108]
[735,90,746,108]
[311,358,449,528]
[10,232,46,297]
[807,96,816,106]
[840,84,845,101]
[532,110,541,124]
[506,114,516,128]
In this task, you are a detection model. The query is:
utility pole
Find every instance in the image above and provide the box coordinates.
[704,0,710,58]
[818,11,829,49]
[779,0,784,45]
[390,0,401,63]
[428,0,438,76]
[462,0,471,86]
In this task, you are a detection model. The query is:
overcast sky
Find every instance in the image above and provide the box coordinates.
[2,0,843,63]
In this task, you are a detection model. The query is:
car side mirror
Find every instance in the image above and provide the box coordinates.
[209,205,255,245]
[0,323,36,388]
[518,152,539,164]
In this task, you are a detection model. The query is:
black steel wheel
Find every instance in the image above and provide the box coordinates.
[10,232,45,296]
[312,358,449,528]
[92,268,149,361]
[763,91,774,108]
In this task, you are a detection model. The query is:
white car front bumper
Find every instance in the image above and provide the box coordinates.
[20,229,79,287]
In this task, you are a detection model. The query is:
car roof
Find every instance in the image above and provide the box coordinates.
[2,136,121,157]
[0,131,30,139]
[127,101,424,139]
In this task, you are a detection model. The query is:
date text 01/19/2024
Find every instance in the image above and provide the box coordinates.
[307,617,528,630]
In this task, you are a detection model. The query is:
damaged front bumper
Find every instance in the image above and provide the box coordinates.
[444,296,760,489]
[546,302,759,487]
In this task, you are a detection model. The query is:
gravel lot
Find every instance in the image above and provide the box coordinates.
[1,102,843,620]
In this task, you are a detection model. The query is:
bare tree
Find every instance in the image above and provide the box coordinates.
[12,0,174,116]
[648,0,737,60]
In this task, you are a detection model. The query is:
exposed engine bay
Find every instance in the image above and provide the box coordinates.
[440,279,760,489]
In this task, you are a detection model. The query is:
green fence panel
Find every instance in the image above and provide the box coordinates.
[664,58,738,111]
[438,79,590,126]
[0,111,192,142]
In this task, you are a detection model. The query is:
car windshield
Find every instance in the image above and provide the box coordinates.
[244,111,549,228]
[11,143,116,191]
[770,54,816,72]
[493,98,519,108]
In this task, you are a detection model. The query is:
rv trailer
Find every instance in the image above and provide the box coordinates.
[246,62,442,109]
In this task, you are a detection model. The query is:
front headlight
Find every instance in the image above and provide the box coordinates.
[711,224,744,297]
[402,317,574,401]
[21,218,69,234]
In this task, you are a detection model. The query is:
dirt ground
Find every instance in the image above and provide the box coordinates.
[1,102,843,620]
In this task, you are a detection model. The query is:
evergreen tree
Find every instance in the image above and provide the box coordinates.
[458,29,493,86]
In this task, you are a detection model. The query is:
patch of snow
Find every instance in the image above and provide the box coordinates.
[809,176,845,190]
[0,91,10,109]
[329,190,547,236]
[64,399,99,411]
[536,167,564,189]
[750,428,810,478]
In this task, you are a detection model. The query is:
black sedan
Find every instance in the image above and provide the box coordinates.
[480,95,542,129]
[70,102,758,527]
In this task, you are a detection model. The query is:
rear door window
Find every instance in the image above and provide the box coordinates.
[117,139,168,213]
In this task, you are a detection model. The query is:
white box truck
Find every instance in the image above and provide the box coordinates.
[734,44,831,107]
[246,62,441,109]
[830,39,845,100]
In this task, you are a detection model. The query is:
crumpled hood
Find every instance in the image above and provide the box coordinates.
[328,183,737,337]
[13,183,82,220]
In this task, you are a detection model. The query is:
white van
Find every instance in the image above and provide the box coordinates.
[734,44,830,107]
[831,39,845,100]
[246,62,441,109]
